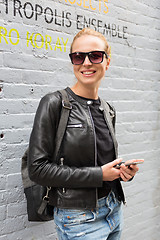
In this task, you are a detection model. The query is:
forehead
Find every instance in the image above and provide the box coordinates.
[72,35,105,52]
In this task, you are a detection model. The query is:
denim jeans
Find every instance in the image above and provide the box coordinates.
[54,191,123,240]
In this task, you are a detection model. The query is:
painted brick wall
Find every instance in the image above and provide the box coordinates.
[0,0,160,239]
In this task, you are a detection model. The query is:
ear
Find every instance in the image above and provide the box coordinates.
[106,58,110,70]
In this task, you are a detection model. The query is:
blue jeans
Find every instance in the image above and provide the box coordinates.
[54,191,123,240]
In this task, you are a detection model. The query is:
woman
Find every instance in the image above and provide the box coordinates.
[28,28,142,239]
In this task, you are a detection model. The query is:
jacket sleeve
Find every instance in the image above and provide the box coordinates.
[28,93,103,188]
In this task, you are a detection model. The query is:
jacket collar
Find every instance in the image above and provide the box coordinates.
[66,87,100,106]
[100,99,118,158]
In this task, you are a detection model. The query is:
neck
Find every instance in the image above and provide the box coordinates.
[71,83,99,100]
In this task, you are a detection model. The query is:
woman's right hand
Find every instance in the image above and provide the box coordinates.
[101,159,122,181]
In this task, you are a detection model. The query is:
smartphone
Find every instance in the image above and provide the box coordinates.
[114,160,144,169]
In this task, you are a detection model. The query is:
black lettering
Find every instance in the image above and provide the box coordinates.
[83,16,90,28]
[76,15,83,30]
[123,26,127,39]
[44,7,53,24]
[117,25,122,38]
[112,24,117,37]
[4,0,8,14]
[103,23,111,37]
[65,12,72,28]
[54,9,61,26]
[118,32,122,38]
[35,4,43,21]
[91,18,97,31]
[97,20,102,29]
[24,2,34,19]
[62,11,65,27]
[13,0,22,18]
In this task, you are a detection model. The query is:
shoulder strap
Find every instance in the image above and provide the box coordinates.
[54,89,72,161]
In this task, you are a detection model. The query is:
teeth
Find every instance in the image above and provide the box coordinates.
[83,71,94,74]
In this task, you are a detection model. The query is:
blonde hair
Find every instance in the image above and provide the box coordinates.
[70,28,111,57]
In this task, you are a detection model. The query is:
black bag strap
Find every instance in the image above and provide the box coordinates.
[54,89,72,161]
[38,89,71,213]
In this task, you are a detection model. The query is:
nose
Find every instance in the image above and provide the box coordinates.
[83,55,92,66]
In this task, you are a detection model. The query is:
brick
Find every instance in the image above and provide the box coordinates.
[3,83,58,99]
[0,99,39,114]
[0,68,23,83]
[0,113,34,130]
[1,129,30,144]
[3,52,56,71]
[7,201,27,217]
[0,236,7,240]
[0,53,3,66]
[0,190,8,206]
[1,216,25,235]
[0,205,6,221]
[0,158,22,175]
[7,173,22,189]
[6,187,24,204]
[0,175,7,190]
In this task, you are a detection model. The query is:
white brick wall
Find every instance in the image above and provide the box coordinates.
[0,0,160,239]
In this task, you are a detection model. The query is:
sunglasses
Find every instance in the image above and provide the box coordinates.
[69,51,108,65]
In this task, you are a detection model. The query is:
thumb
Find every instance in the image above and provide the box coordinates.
[110,158,123,168]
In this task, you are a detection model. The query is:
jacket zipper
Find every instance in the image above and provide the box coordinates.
[67,124,83,128]
[87,106,98,209]
[60,157,65,193]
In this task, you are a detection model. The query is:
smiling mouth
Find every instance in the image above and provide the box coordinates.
[81,71,96,75]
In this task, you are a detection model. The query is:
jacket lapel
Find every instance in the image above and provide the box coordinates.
[99,99,118,158]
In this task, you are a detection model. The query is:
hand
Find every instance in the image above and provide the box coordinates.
[101,158,122,181]
[120,159,143,182]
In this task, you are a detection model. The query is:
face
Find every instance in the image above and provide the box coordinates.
[71,35,110,88]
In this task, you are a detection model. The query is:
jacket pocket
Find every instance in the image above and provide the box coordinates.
[57,208,95,226]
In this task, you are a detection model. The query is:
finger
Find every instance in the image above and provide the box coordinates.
[133,159,144,163]
[125,159,144,165]
[120,164,131,172]
[120,172,129,182]
[121,162,139,173]
[110,158,123,167]
[121,165,136,176]
[121,164,135,175]
[129,165,139,172]
[121,168,131,178]
[120,171,132,182]
[126,164,139,174]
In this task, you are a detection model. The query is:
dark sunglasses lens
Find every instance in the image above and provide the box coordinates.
[89,52,103,63]
[71,53,85,65]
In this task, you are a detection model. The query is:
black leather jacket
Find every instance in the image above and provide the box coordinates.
[28,87,125,209]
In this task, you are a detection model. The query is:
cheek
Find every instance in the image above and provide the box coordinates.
[100,65,107,75]
[73,66,81,77]
[101,62,108,73]
[73,65,79,72]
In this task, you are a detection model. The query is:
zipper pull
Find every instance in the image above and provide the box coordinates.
[60,157,64,166]
[60,158,65,193]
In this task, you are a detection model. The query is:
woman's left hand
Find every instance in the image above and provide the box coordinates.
[119,160,140,182]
